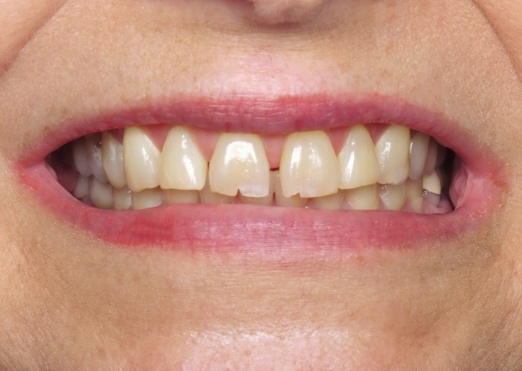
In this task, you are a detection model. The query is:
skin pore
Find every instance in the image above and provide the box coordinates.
[1,0,522,369]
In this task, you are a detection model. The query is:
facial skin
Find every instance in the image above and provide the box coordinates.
[0,0,522,369]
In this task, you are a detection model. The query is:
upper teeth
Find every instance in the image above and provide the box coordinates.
[69,124,447,212]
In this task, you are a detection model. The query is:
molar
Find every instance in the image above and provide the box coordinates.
[123,127,161,192]
[85,134,109,184]
[72,139,92,177]
[375,125,410,185]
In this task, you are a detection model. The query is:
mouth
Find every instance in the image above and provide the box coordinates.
[18,94,504,251]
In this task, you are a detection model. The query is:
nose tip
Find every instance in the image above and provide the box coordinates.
[248,0,328,24]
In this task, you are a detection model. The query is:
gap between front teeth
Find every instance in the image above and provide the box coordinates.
[65,124,450,213]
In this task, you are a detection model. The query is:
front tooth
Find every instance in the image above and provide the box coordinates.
[408,132,430,181]
[113,187,132,211]
[160,126,207,191]
[164,189,200,204]
[209,133,270,197]
[200,179,235,204]
[72,139,93,177]
[375,125,410,185]
[85,134,109,183]
[132,188,163,210]
[240,171,274,206]
[280,131,340,198]
[406,179,424,213]
[423,171,442,195]
[273,171,308,208]
[123,127,161,192]
[102,132,126,189]
[314,192,344,210]
[379,184,407,211]
[89,178,114,209]
[345,184,379,210]
[338,125,379,189]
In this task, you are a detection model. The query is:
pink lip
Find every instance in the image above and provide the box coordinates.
[18,93,507,252]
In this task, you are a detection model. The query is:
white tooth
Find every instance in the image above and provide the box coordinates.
[113,187,132,211]
[200,180,235,204]
[345,184,379,210]
[273,171,308,208]
[85,134,108,183]
[160,126,207,191]
[314,192,344,210]
[73,175,90,199]
[379,184,407,211]
[209,133,270,197]
[408,132,430,180]
[375,125,410,185]
[89,178,114,209]
[406,179,424,213]
[164,189,200,204]
[102,132,126,189]
[123,127,161,192]
[423,139,438,175]
[280,131,340,198]
[423,171,442,195]
[338,125,379,189]
[132,188,163,210]
[72,139,92,177]
[240,171,274,206]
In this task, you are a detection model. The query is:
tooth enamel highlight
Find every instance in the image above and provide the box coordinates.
[274,171,308,208]
[102,132,126,189]
[338,125,379,189]
[375,125,410,185]
[164,189,200,204]
[200,180,235,204]
[408,132,430,181]
[74,176,90,199]
[379,184,407,211]
[89,178,114,209]
[209,133,270,197]
[72,139,93,177]
[113,187,133,211]
[423,171,442,195]
[160,126,207,191]
[132,188,163,210]
[280,131,340,198]
[314,192,344,210]
[345,184,379,211]
[123,127,161,192]
[406,179,424,213]
[85,134,109,183]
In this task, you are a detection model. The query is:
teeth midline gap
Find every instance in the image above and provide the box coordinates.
[48,124,455,214]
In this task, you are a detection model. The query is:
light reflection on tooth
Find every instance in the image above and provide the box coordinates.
[89,178,114,209]
[314,192,344,210]
[338,125,379,189]
[113,187,132,211]
[345,184,379,211]
[209,133,270,197]
[72,139,92,177]
[164,189,200,204]
[375,125,410,185]
[132,188,163,210]
[406,179,424,213]
[423,139,438,175]
[74,175,89,199]
[200,180,235,204]
[123,127,161,192]
[379,183,406,211]
[160,126,207,191]
[280,131,340,198]
[408,132,430,181]
[86,134,109,183]
[102,132,126,189]
[273,171,308,208]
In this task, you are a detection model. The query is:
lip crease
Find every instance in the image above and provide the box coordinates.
[17,93,506,251]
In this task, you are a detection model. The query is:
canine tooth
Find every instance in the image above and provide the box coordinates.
[280,131,340,197]
[406,179,424,213]
[314,192,344,210]
[408,132,430,180]
[89,178,114,209]
[164,190,200,204]
[123,127,161,192]
[338,125,379,189]
[74,175,90,199]
[72,139,92,177]
[375,125,410,185]
[423,139,438,175]
[102,132,126,189]
[113,187,132,211]
[132,188,163,210]
[379,184,407,211]
[85,134,108,183]
[209,133,270,197]
[273,171,308,208]
[423,171,442,195]
[160,126,207,191]
[345,184,379,210]
[200,180,235,204]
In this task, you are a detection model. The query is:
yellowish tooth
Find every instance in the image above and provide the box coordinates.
[423,171,442,195]
[132,188,163,210]
[164,189,200,204]
[423,139,438,175]
[408,132,430,181]
[72,139,92,177]
[89,178,114,209]
[74,175,90,199]
[209,133,270,197]
[338,125,379,189]
[113,186,132,211]
[200,180,235,204]
[379,184,406,211]
[375,125,410,185]
[160,126,207,191]
[123,127,161,192]
[102,132,126,189]
[345,184,379,210]
[273,171,308,208]
[406,179,424,213]
[314,192,344,210]
[280,131,340,198]
[240,171,274,206]
[85,134,108,183]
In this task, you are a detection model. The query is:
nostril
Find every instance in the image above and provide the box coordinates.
[248,0,328,24]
